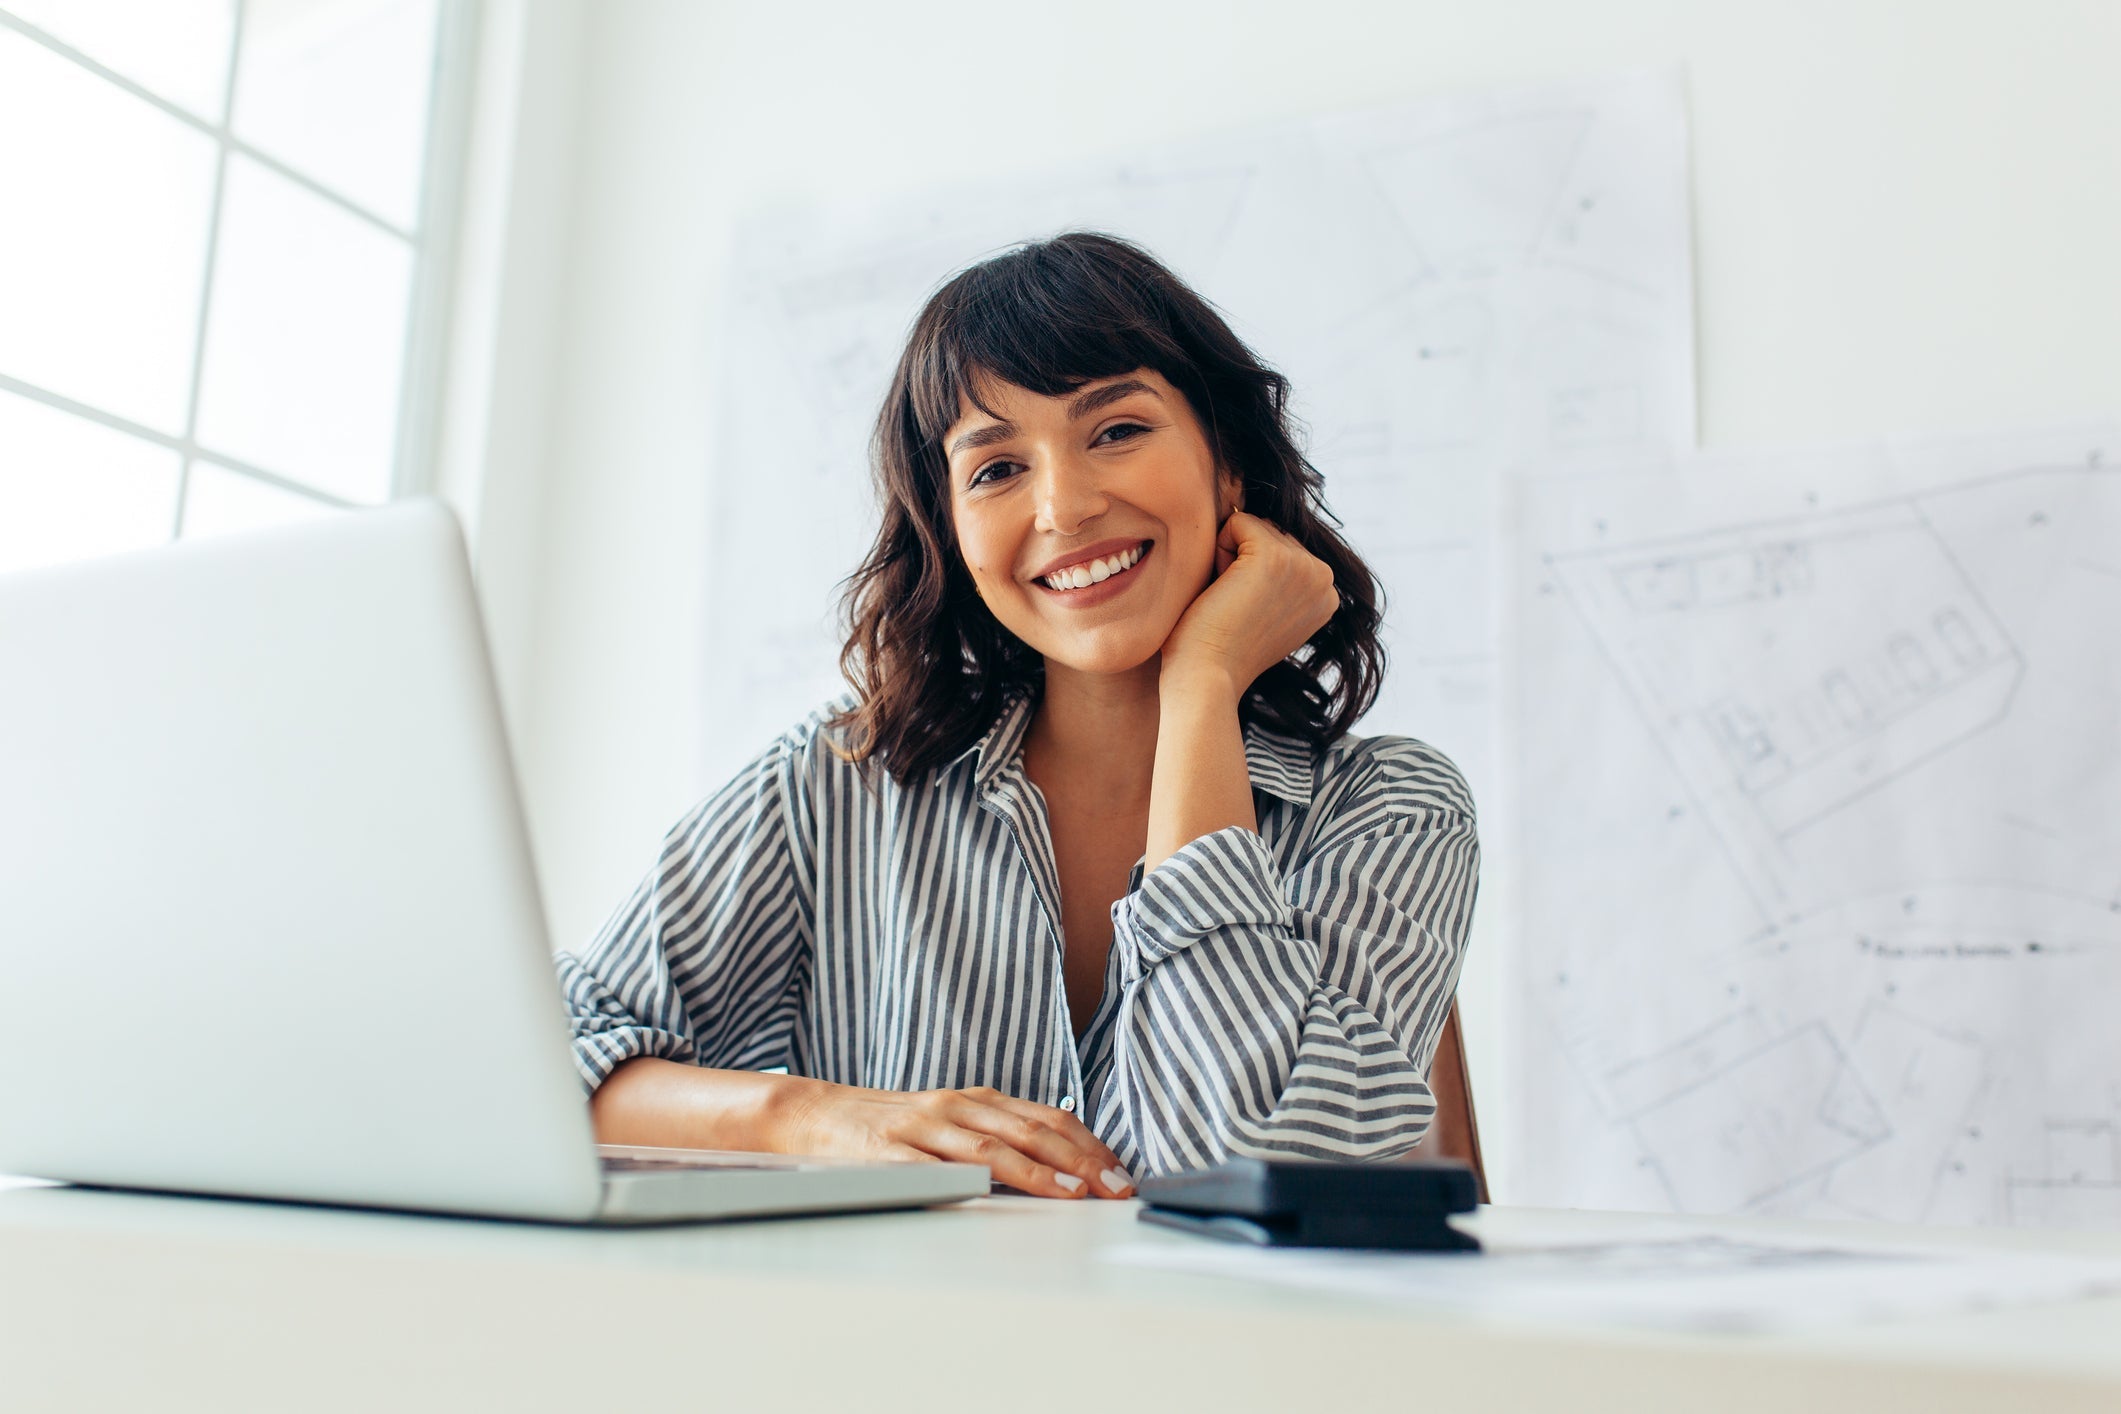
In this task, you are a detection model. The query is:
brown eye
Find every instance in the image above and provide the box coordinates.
[970,459,1021,488]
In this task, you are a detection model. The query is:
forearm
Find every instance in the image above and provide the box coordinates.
[588,1056,816,1151]
[594,1063,1130,1193]
[1114,979,1440,1172]
[1110,740,1482,1171]
[1146,668,1256,873]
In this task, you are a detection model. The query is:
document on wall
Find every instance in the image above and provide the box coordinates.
[1507,423,2121,1229]
[700,68,1696,824]
[1109,1221,2121,1333]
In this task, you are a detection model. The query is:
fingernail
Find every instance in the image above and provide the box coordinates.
[1054,1173,1085,1193]
[1101,1166,1134,1193]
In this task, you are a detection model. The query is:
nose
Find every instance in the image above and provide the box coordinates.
[1031,447,1109,537]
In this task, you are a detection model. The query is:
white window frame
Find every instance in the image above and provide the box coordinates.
[0,0,482,530]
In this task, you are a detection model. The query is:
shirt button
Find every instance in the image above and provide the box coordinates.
[1059,1095,1076,1113]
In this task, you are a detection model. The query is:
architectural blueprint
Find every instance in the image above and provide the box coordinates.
[1509,425,2121,1227]
[699,70,1695,820]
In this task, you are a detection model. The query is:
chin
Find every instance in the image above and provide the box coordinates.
[1036,630,1168,679]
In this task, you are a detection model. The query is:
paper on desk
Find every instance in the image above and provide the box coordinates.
[1107,1224,2121,1333]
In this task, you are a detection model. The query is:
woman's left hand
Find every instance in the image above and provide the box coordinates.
[1158,510,1339,698]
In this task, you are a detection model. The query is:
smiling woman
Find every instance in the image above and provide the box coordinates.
[554,232,1480,1188]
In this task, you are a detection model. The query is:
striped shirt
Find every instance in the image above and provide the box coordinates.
[555,688,1480,1175]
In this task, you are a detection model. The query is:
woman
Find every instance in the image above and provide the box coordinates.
[558,231,1479,1199]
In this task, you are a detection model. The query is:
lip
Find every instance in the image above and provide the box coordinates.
[1028,537,1153,584]
[1031,540,1153,609]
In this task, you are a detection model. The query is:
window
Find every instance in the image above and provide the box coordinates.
[0,0,473,573]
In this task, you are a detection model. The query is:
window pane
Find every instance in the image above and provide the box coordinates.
[5,0,237,120]
[231,0,439,231]
[0,388,179,573]
[181,461,340,540]
[194,156,412,504]
[0,28,218,433]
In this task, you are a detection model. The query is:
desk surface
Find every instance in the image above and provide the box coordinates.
[3,1180,2119,1413]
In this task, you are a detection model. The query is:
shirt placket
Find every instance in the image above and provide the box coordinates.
[978,765,1086,1116]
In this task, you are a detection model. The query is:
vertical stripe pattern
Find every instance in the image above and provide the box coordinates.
[554,689,1480,1176]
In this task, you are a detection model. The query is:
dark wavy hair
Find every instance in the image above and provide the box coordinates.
[826,231,1387,787]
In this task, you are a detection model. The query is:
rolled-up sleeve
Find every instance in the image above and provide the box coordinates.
[1101,739,1479,1174]
[553,727,817,1094]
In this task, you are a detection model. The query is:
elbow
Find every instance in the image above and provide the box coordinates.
[1217,1096,1438,1166]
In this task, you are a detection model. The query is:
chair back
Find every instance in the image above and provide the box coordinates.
[1407,999,1488,1203]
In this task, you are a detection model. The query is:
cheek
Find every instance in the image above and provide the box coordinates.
[951,522,1007,597]
[1167,508,1219,591]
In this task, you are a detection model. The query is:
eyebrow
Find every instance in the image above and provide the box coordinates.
[946,377,1162,460]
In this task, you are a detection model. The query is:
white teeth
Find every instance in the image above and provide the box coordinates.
[1042,542,1145,591]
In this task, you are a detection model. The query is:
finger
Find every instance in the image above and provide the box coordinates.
[941,1097,1127,1197]
[952,1088,1131,1190]
[943,1101,1105,1193]
[953,1097,1133,1197]
[877,1142,939,1164]
[979,1093,1128,1176]
[912,1116,1087,1199]
[1213,516,1250,576]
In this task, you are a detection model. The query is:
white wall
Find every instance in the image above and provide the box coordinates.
[459,0,2121,1200]
[433,0,586,752]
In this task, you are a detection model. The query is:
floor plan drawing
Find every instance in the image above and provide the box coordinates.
[2006,1113,2121,1227]
[1547,500,2029,916]
[1359,108,1595,273]
[1626,1020,1893,1214]
[1512,427,2121,1228]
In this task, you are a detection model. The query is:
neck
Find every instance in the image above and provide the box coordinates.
[1023,656,1164,812]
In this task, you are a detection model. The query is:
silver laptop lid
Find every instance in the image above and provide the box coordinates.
[0,500,604,1221]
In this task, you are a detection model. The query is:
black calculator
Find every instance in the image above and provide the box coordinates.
[1136,1156,1481,1251]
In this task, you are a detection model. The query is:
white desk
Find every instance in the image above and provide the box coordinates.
[3,1182,2119,1413]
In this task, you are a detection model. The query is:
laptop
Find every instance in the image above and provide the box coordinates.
[0,498,988,1224]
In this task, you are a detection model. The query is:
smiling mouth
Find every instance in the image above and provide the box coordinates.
[1033,540,1152,593]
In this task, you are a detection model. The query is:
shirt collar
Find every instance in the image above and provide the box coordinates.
[936,689,1037,796]
[939,688,1315,808]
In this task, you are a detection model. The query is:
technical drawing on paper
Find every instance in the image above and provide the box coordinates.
[2006,1112,2121,1228]
[1513,433,2121,1228]
[1360,109,1594,272]
[698,71,1694,809]
[1548,501,2028,917]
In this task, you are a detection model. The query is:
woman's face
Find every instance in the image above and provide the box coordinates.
[945,368,1240,678]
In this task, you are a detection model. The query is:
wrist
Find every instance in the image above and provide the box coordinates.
[1157,657,1242,712]
[757,1072,830,1153]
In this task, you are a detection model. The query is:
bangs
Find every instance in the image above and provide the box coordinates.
[905,237,1191,448]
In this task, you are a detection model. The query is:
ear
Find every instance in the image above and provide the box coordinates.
[1217,466,1246,520]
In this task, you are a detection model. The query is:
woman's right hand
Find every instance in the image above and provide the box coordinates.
[780,1079,1135,1200]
